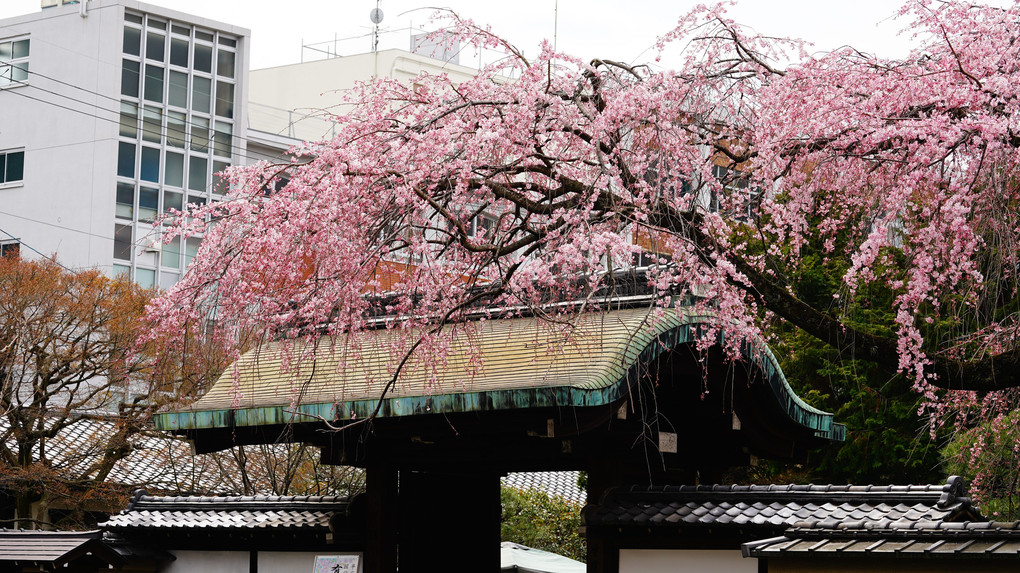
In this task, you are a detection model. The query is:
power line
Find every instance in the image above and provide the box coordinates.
[2,78,272,163]
[15,63,337,154]
[0,224,73,271]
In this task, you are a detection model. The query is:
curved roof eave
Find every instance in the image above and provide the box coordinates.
[154,307,844,441]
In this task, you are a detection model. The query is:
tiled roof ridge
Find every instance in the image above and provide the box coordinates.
[612,476,967,505]
[118,488,351,514]
[787,519,1020,538]
[0,529,102,539]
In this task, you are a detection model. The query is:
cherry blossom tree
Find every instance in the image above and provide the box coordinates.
[148,0,1018,488]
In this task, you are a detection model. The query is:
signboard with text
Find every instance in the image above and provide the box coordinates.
[313,554,361,573]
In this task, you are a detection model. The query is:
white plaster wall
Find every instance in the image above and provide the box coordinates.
[258,551,321,573]
[0,1,122,270]
[161,550,357,573]
[249,49,480,142]
[163,550,250,573]
[619,549,757,573]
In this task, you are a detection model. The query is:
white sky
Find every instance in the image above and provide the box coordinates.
[0,0,1014,69]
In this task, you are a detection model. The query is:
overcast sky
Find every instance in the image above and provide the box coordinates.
[1,1,1014,69]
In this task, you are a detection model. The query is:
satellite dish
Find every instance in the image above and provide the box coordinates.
[370,8,384,24]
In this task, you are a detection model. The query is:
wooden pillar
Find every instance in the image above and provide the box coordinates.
[398,469,501,573]
[364,467,399,573]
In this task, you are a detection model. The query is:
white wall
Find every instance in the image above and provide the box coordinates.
[619,549,757,573]
[163,550,249,573]
[0,1,123,270]
[249,49,481,142]
[258,551,319,573]
[162,550,358,573]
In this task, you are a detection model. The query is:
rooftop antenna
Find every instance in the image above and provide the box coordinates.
[370,1,384,52]
[554,0,558,52]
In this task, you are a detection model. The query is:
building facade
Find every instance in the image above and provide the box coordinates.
[0,0,249,286]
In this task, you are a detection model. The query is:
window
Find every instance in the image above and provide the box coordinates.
[143,64,164,102]
[0,37,29,87]
[0,241,19,258]
[113,224,133,260]
[215,81,234,118]
[711,165,758,220]
[193,43,212,73]
[121,59,140,98]
[117,142,136,178]
[116,182,135,219]
[467,214,496,239]
[217,49,234,78]
[123,27,141,56]
[0,149,25,186]
[188,155,207,191]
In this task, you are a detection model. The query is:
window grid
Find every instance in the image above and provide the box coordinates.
[0,37,30,88]
[116,11,239,285]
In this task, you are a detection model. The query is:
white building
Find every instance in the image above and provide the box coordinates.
[248,48,482,143]
[0,0,249,288]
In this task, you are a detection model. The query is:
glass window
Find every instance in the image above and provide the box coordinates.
[171,24,190,37]
[188,155,207,191]
[121,59,140,98]
[0,39,30,87]
[217,49,234,78]
[212,160,230,194]
[195,30,214,43]
[168,70,187,107]
[12,39,28,60]
[117,142,135,178]
[165,151,184,187]
[163,237,181,269]
[164,190,183,213]
[191,76,211,114]
[1,242,21,258]
[113,264,131,277]
[123,27,141,56]
[170,37,188,67]
[159,271,179,290]
[113,224,132,260]
[135,267,156,289]
[0,149,25,185]
[167,111,186,149]
[147,19,167,31]
[143,64,164,102]
[193,43,212,73]
[125,13,143,25]
[142,107,162,143]
[184,237,202,268]
[119,101,138,138]
[213,121,232,157]
[116,182,134,219]
[140,146,160,182]
[218,36,236,48]
[190,116,209,152]
[215,81,234,118]
[187,195,206,208]
[145,32,165,62]
[139,186,158,222]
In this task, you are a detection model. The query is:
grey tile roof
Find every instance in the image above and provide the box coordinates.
[744,520,1020,558]
[1,417,241,493]
[101,490,352,531]
[0,530,121,567]
[503,471,586,505]
[583,477,981,530]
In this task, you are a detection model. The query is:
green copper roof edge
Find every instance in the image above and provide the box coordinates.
[154,312,842,441]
